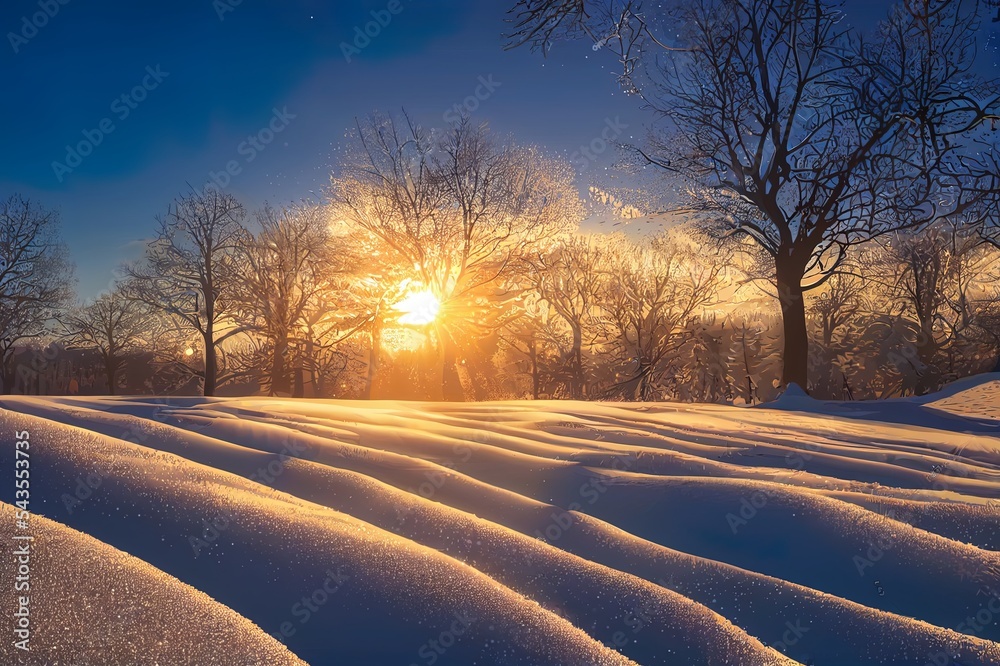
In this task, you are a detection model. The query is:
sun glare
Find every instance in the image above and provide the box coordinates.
[394,289,441,326]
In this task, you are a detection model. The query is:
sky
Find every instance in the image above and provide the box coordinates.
[1,0,997,299]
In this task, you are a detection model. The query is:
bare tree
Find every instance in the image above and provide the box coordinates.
[509,0,1000,391]
[233,204,338,396]
[330,113,582,400]
[806,271,867,398]
[497,312,545,399]
[523,234,608,398]
[596,233,723,400]
[125,189,247,396]
[63,285,149,394]
[810,273,867,352]
[0,195,74,393]
[864,221,999,394]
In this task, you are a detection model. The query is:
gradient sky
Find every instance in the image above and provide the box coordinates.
[2,0,996,299]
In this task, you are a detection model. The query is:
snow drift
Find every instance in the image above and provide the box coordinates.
[1,376,999,665]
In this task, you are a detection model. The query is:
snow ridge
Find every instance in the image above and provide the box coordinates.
[2,382,1000,665]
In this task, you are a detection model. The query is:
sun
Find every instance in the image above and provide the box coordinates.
[393,289,441,326]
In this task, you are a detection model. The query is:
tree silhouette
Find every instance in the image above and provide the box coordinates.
[0,195,74,393]
[330,112,581,400]
[125,189,247,396]
[508,0,1000,390]
[63,285,149,394]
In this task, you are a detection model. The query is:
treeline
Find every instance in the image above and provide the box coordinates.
[1,117,998,402]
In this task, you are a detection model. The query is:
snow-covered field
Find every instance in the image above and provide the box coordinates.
[2,378,1000,665]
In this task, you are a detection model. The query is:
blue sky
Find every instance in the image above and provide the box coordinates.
[1,0,996,299]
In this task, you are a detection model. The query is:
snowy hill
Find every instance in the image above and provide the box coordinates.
[2,377,1000,665]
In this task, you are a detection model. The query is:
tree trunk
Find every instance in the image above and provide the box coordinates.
[106,362,117,396]
[571,325,583,400]
[0,352,14,395]
[741,327,754,405]
[776,258,809,390]
[365,320,381,400]
[441,336,464,402]
[203,332,217,397]
[270,335,289,396]
[306,336,318,397]
[914,325,940,396]
[633,361,651,401]
[203,275,216,397]
[529,338,540,400]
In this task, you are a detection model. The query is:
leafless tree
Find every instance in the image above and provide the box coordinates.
[508,0,1000,391]
[806,270,867,397]
[330,112,582,400]
[233,204,338,396]
[523,234,608,398]
[809,272,867,352]
[0,195,74,393]
[864,221,999,393]
[497,314,545,399]
[62,284,149,394]
[596,233,723,400]
[125,188,247,396]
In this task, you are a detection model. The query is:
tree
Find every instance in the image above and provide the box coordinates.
[63,285,149,394]
[523,235,608,398]
[233,204,338,396]
[865,221,999,394]
[125,189,247,396]
[807,271,867,398]
[330,113,582,400]
[509,0,1000,390]
[0,195,74,393]
[596,233,723,400]
[497,303,546,399]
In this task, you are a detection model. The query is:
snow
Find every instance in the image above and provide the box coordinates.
[0,504,306,666]
[926,378,1000,422]
[2,375,1000,664]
